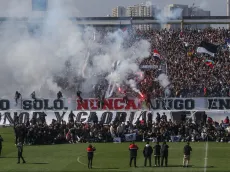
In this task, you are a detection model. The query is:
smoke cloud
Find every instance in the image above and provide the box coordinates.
[157,74,170,88]
[156,7,183,27]
[0,0,150,99]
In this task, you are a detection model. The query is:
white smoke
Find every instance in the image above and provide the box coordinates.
[127,79,141,96]
[145,1,152,7]
[0,0,150,98]
[157,74,170,88]
[156,7,183,27]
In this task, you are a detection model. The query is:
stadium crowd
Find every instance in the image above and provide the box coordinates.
[54,27,230,99]
[9,27,230,145]
[13,111,230,145]
[135,27,230,98]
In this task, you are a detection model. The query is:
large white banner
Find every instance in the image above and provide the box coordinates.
[1,97,230,111]
[0,110,229,126]
[0,110,155,126]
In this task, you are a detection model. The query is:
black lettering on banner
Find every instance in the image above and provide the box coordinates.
[151,99,160,110]
[219,99,230,110]
[32,112,40,119]
[174,99,184,110]
[23,100,32,110]
[18,112,30,124]
[54,99,63,110]
[0,99,10,110]
[54,112,66,122]
[136,111,147,123]
[128,112,135,124]
[185,99,195,110]
[34,99,43,110]
[113,112,127,123]
[167,99,173,109]
[88,112,98,123]
[3,112,14,125]
[100,112,113,124]
[147,112,153,122]
[44,99,53,110]
[76,112,88,123]
[208,99,217,109]
[162,99,172,110]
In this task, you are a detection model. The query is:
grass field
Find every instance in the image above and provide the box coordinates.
[0,127,230,172]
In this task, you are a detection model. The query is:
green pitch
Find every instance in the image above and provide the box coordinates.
[0,127,230,172]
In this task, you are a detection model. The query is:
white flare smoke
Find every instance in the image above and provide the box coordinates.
[157,74,170,88]
[0,0,150,98]
[156,7,183,27]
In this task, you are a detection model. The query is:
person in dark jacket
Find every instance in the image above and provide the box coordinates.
[77,91,83,103]
[129,141,138,167]
[57,91,63,99]
[17,141,26,164]
[153,142,161,166]
[0,135,3,156]
[15,91,21,105]
[161,141,169,167]
[143,141,153,167]
[183,142,192,167]
[87,144,96,169]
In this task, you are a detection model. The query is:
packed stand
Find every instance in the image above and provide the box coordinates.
[54,27,230,98]
[135,28,230,98]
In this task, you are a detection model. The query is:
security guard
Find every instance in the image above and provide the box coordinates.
[161,141,169,167]
[183,142,192,167]
[87,144,96,169]
[143,141,153,167]
[17,141,26,164]
[129,141,138,167]
[153,142,161,166]
[0,135,3,156]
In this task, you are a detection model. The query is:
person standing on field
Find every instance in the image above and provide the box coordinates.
[0,135,3,156]
[87,144,96,169]
[17,141,26,164]
[153,142,161,166]
[129,141,138,167]
[160,141,169,167]
[183,142,192,167]
[143,141,153,167]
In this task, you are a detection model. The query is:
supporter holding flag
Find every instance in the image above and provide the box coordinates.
[197,41,218,57]
[205,60,215,68]
[153,49,163,60]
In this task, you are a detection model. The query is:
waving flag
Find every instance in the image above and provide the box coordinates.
[205,59,215,68]
[153,49,163,60]
[197,41,218,57]
[225,38,230,48]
